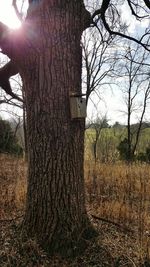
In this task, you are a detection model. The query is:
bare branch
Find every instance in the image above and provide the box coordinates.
[91,0,150,51]
[143,0,150,9]
[0,99,8,104]
[0,61,23,103]
[0,21,39,58]
[126,0,148,19]
[0,22,17,57]
[101,13,150,51]
[12,0,23,22]
[91,0,110,20]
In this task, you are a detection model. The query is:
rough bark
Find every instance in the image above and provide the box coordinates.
[16,0,94,256]
[0,0,95,256]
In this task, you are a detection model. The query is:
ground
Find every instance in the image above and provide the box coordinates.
[0,154,150,266]
[0,214,140,266]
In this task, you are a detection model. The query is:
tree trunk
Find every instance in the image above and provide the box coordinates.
[18,0,94,256]
[22,102,28,161]
[127,82,132,162]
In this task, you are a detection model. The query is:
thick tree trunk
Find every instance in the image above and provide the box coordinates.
[18,0,94,256]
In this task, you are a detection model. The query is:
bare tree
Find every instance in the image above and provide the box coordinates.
[82,27,117,105]
[0,0,149,256]
[117,43,150,161]
[87,115,109,162]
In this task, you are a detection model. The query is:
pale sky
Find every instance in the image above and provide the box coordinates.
[120,1,149,33]
[0,0,22,28]
[0,1,149,125]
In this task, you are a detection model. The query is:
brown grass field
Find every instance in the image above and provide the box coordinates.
[1,154,150,266]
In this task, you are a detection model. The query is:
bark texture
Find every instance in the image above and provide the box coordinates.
[17,0,94,256]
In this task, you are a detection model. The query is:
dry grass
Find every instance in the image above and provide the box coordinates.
[0,154,27,220]
[85,160,150,265]
[1,155,150,266]
[85,161,150,225]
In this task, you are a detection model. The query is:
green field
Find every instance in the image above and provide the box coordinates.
[85,127,150,162]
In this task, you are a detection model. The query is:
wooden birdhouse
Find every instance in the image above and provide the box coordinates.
[70,94,87,119]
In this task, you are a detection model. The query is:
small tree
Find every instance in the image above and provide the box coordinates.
[0,118,23,155]
[87,115,109,162]
[82,26,117,105]
[116,43,150,161]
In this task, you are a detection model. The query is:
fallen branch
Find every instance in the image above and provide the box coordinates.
[91,214,134,234]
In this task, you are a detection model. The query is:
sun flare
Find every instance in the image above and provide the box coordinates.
[0,1,21,29]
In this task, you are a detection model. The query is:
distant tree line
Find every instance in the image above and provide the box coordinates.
[86,119,150,163]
